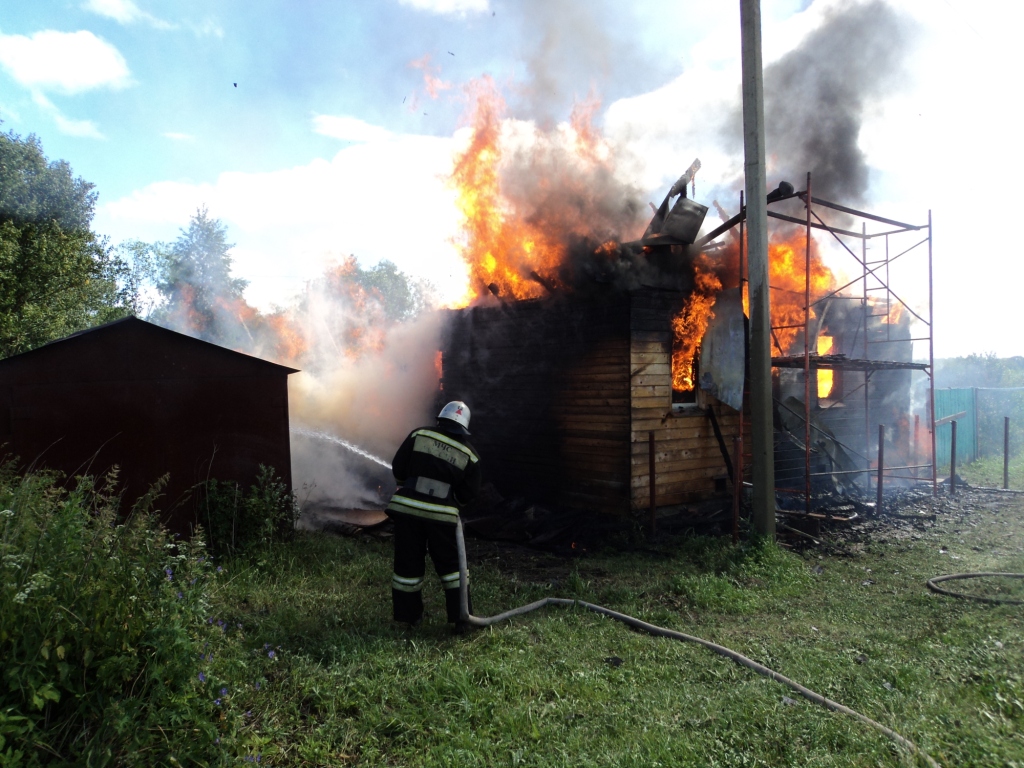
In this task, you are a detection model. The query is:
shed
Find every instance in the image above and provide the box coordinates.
[441,287,740,516]
[0,317,297,535]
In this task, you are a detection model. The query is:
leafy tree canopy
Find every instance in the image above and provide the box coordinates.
[350,259,435,322]
[0,130,125,358]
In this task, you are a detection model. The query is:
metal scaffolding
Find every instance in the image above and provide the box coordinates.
[699,175,935,513]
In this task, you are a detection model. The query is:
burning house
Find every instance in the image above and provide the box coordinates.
[439,156,935,518]
[441,163,745,515]
[0,317,297,535]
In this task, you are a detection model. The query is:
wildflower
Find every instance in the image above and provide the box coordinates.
[220,687,228,696]
[245,710,252,719]
[208,618,214,624]
[214,699,221,706]
[177,591,183,599]
[217,566,223,573]
[198,672,206,683]
[267,650,275,659]
[255,682,261,691]
[264,643,270,650]
[165,568,173,580]
[190,578,197,585]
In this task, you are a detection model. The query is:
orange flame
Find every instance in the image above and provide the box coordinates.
[448,79,567,304]
[447,79,622,306]
[765,231,834,355]
[672,255,722,391]
[409,55,451,100]
[817,334,833,398]
[672,229,836,393]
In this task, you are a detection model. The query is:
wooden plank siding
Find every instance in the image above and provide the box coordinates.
[440,286,743,518]
[628,289,741,509]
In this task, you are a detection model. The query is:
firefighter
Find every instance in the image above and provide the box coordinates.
[386,400,481,630]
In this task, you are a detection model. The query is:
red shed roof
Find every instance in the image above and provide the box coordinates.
[0,316,299,379]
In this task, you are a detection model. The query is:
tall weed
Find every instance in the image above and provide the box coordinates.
[201,465,299,557]
[0,464,246,765]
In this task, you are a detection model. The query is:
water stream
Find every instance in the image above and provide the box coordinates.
[290,426,393,469]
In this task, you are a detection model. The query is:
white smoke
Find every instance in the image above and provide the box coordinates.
[288,304,445,508]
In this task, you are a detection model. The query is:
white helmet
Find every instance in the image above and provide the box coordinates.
[437,401,471,434]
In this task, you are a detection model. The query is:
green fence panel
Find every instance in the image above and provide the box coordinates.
[934,388,977,469]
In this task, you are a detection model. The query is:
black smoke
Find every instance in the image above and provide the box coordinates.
[761,0,918,205]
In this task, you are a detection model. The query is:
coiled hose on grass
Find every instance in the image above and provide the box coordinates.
[454,517,941,768]
[926,573,1024,605]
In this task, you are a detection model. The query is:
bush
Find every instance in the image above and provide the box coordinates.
[0,464,241,765]
[200,465,299,557]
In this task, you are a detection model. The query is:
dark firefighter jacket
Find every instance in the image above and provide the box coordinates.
[385,425,481,524]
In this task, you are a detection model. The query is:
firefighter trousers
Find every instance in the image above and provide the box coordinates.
[391,513,472,624]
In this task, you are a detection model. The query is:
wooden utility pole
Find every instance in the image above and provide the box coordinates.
[740,0,775,537]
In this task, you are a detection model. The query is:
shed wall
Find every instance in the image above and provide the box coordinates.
[0,319,293,536]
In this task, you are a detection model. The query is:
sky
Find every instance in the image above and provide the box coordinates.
[0,0,1020,359]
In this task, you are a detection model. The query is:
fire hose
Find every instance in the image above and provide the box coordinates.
[454,517,941,768]
[926,573,1024,605]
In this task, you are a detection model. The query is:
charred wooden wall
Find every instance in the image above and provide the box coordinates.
[442,288,740,516]
[629,289,739,508]
[442,294,631,514]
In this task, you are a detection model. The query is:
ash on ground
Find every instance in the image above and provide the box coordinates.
[778,480,1023,554]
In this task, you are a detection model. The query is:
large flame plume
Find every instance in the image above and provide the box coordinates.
[447,78,641,305]
[449,80,566,303]
[671,229,837,394]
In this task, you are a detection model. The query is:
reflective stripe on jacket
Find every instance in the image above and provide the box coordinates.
[386,426,481,524]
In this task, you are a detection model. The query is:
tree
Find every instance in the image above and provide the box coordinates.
[110,239,158,319]
[0,130,125,357]
[152,207,249,343]
[351,259,435,322]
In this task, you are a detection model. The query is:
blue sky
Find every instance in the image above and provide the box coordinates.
[1,0,741,199]
[0,0,1020,357]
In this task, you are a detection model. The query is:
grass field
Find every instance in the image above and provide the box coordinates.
[960,453,1024,491]
[206,491,1024,767]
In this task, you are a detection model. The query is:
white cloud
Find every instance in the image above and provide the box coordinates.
[312,115,393,143]
[397,0,489,15]
[31,92,104,139]
[162,132,195,141]
[0,103,21,123]
[51,112,105,139]
[95,132,468,308]
[190,18,225,38]
[82,0,174,29]
[0,30,131,94]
